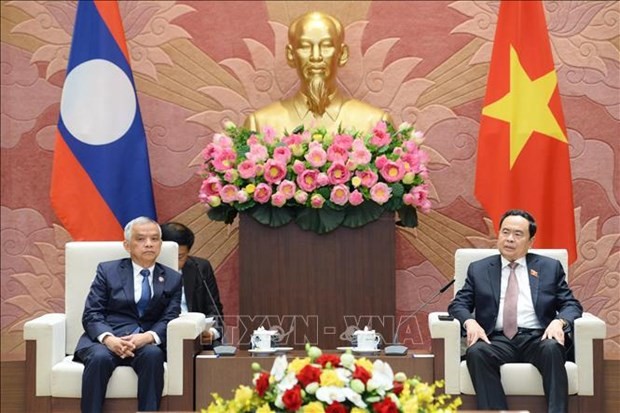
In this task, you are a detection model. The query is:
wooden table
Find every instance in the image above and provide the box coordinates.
[194,349,434,409]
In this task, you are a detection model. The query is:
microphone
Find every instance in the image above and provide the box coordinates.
[384,278,455,356]
[191,258,237,356]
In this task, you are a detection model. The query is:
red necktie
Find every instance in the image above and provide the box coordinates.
[503,262,519,339]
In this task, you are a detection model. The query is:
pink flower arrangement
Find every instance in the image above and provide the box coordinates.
[199,122,431,234]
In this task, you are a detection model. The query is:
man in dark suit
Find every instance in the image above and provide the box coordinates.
[74,216,182,413]
[161,222,224,346]
[448,209,583,413]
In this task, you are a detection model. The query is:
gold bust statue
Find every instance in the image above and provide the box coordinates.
[244,11,392,134]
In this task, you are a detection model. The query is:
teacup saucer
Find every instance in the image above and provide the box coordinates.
[274,347,294,352]
[248,348,277,354]
[352,347,381,354]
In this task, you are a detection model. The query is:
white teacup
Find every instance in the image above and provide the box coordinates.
[251,327,277,350]
[354,327,381,350]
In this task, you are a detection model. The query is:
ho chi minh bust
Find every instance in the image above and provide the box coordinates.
[243,11,392,135]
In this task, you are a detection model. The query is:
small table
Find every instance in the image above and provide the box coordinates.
[194,349,434,409]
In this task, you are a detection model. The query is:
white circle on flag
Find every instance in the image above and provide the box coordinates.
[60,59,136,145]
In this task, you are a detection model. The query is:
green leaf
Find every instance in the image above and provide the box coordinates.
[248,204,295,228]
[236,200,256,211]
[396,206,418,228]
[342,201,385,228]
[292,125,305,134]
[207,205,237,225]
[296,207,345,234]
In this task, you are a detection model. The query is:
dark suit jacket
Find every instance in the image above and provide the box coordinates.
[448,253,583,335]
[75,258,182,357]
[182,256,224,338]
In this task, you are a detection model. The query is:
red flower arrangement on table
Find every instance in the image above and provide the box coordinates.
[203,344,460,412]
[198,121,431,234]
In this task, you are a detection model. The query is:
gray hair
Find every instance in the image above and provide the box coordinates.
[123,216,161,241]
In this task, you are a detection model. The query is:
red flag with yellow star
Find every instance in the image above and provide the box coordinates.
[475,0,577,263]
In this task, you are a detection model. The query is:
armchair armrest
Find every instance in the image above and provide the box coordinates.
[23,313,66,396]
[428,312,461,394]
[166,312,207,396]
[574,312,606,395]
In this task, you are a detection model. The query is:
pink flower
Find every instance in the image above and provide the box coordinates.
[278,180,297,200]
[310,193,325,208]
[224,169,238,183]
[237,190,250,203]
[349,139,372,165]
[305,142,327,167]
[263,159,287,184]
[202,144,216,161]
[400,153,420,173]
[273,146,292,164]
[212,148,236,171]
[407,184,432,212]
[201,176,222,196]
[327,162,351,185]
[380,160,405,183]
[403,193,415,206]
[246,144,269,163]
[349,190,364,206]
[293,160,306,175]
[253,183,273,204]
[370,121,391,147]
[294,190,308,204]
[262,125,276,145]
[297,169,319,192]
[356,170,378,188]
[213,133,233,148]
[282,133,303,146]
[238,159,257,179]
[219,184,239,203]
[247,134,259,145]
[327,144,349,163]
[370,182,392,204]
[317,173,330,187]
[375,155,389,170]
[330,185,350,206]
[271,192,287,207]
[333,133,354,150]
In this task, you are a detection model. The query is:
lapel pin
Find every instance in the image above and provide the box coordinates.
[530,269,538,278]
[158,276,164,282]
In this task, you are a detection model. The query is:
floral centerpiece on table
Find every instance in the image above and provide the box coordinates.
[198,121,431,234]
[203,344,460,413]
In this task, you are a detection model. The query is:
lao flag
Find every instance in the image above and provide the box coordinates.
[50,0,157,240]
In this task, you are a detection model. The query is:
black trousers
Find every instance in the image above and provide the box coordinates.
[466,329,568,413]
[76,343,165,413]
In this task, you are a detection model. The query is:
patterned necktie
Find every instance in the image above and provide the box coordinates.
[503,262,519,339]
[137,269,151,318]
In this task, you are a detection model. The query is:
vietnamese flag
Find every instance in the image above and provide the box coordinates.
[50,0,157,240]
[475,0,577,263]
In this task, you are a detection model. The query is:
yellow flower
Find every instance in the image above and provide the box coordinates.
[245,184,256,194]
[288,357,311,374]
[401,397,419,413]
[302,401,326,413]
[351,176,362,187]
[320,369,344,387]
[256,403,275,413]
[414,382,434,404]
[234,385,254,406]
[312,133,323,142]
[351,408,367,413]
[355,357,373,373]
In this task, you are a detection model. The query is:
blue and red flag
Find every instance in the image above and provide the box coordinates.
[50,0,156,240]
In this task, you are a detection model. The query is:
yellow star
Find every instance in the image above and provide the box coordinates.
[482,45,567,168]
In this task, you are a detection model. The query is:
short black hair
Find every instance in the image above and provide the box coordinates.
[160,222,195,250]
[499,209,537,238]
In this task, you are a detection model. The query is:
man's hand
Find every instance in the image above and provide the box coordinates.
[541,319,565,345]
[102,335,135,358]
[121,332,155,351]
[464,319,491,346]
[201,330,214,345]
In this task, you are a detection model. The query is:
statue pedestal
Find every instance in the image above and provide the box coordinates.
[238,213,395,349]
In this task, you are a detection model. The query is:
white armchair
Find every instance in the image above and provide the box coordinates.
[24,241,206,412]
[429,248,606,412]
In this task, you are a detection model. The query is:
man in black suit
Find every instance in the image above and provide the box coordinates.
[448,209,583,413]
[74,216,182,413]
[161,222,225,345]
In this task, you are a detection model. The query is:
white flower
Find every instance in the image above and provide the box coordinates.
[367,359,394,396]
[411,130,425,145]
[316,386,347,404]
[340,352,355,369]
[276,371,298,392]
[335,367,352,383]
[398,122,412,132]
[344,387,367,408]
[270,355,288,381]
